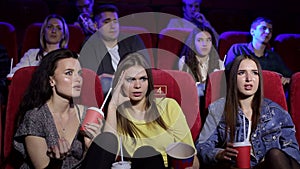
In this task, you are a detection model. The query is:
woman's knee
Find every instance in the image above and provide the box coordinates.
[265,148,285,161]
[132,146,165,169]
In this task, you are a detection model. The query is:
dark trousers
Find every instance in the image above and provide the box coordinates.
[80,132,166,169]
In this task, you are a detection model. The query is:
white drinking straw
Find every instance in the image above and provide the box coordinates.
[10,58,13,74]
[120,137,124,162]
[79,14,85,21]
[100,87,112,110]
[243,115,246,142]
[246,121,252,141]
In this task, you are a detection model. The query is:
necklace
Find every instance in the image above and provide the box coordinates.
[55,113,69,137]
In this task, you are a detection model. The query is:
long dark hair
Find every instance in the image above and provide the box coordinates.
[18,49,79,124]
[224,55,263,142]
[180,25,220,82]
[112,52,167,139]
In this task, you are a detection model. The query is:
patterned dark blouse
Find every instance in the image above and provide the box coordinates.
[14,103,86,169]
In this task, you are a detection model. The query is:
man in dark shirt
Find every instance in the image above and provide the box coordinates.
[79,4,149,95]
[224,17,292,85]
[79,4,149,75]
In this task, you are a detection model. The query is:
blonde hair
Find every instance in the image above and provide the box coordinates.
[40,14,69,50]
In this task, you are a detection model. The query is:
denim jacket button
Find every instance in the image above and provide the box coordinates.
[273,136,276,140]
[253,134,257,137]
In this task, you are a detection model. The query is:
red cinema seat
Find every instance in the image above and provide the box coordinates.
[152,69,201,141]
[290,72,300,144]
[2,66,103,168]
[273,33,300,72]
[218,31,250,60]
[0,22,18,66]
[156,28,192,70]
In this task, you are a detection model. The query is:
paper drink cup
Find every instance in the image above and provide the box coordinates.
[80,107,104,132]
[233,141,251,169]
[166,142,196,169]
[111,161,131,169]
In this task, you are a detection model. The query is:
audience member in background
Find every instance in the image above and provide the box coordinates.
[75,0,96,37]
[179,25,224,97]
[8,14,69,76]
[224,17,292,85]
[167,0,219,46]
[79,4,149,95]
[80,52,200,169]
[14,49,102,169]
[197,54,300,169]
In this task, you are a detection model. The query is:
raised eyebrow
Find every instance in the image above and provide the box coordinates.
[65,68,74,72]
[139,76,148,79]
[48,24,62,27]
[125,76,135,79]
[102,18,112,22]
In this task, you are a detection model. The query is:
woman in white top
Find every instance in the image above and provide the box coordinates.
[179,25,224,96]
[9,14,69,75]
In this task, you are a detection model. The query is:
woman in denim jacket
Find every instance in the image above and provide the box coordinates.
[196,55,300,169]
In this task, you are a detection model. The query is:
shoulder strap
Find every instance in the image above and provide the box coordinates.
[75,104,87,123]
[82,106,88,123]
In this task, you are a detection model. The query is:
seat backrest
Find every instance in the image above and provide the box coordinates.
[152,69,201,141]
[20,23,40,56]
[262,70,287,110]
[21,23,85,57]
[204,70,287,120]
[3,66,38,168]
[0,22,18,66]
[0,0,50,46]
[120,26,155,67]
[156,28,192,70]
[204,70,227,119]
[68,24,86,53]
[218,31,251,60]
[116,4,153,18]
[273,33,300,72]
[3,66,103,167]
[151,0,181,5]
[290,72,300,144]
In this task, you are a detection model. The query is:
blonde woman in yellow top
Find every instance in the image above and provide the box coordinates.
[81,52,200,169]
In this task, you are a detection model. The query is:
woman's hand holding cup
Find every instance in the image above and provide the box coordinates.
[83,117,103,139]
[80,107,105,139]
[216,142,238,161]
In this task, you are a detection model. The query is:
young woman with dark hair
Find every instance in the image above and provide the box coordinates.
[14,49,102,169]
[179,25,224,97]
[197,55,300,169]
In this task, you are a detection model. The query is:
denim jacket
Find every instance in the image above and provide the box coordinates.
[196,98,300,167]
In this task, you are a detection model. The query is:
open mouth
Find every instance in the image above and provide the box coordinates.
[244,84,253,90]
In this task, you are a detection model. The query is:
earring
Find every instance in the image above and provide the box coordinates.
[49,80,55,87]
